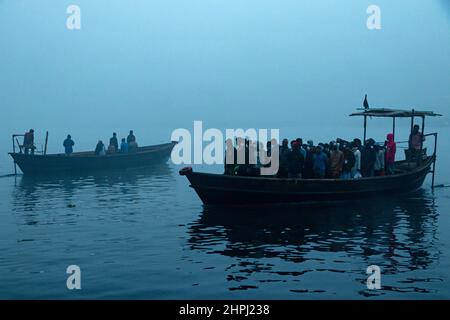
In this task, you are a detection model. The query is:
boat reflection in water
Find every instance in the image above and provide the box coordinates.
[11,163,174,226]
[187,191,440,297]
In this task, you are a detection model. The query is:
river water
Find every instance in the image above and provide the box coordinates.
[0,0,449,299]
[0,123,449,299]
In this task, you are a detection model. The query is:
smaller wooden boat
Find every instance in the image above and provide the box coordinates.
[9,141,176,175]
[180,107,442,206]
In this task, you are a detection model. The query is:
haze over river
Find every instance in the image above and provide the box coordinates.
[0,0,449,298]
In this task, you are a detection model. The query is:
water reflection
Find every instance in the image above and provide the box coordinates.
[187,191,440,295]
[11,163,174,225]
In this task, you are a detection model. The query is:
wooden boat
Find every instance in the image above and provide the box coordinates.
[9,142,176,175]
[180,107,441,206]
[180,156,434,205]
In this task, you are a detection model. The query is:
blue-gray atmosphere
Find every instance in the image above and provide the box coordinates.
[0,0,449,299]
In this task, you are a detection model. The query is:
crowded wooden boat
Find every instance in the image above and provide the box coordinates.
[180,107,442,205]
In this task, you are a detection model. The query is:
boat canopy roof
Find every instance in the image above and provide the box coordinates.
[350,108,442,118]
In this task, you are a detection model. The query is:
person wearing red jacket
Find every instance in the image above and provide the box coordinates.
[385,133,396,175]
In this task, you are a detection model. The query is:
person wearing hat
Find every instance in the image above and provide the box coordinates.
[23,129,35,155]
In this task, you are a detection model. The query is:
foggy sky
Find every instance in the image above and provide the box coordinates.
[0,0,449,162]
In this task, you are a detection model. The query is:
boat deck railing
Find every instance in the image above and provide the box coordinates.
[424,132,438,188]
[12,134,24,154]
[396,132,438,187]
[11,132,49,175]
[12,132,48,155]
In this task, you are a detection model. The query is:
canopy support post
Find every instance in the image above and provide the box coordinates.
[363,115,367,143]
[392,117,396,140]
[410,109,415,145]
[420,116,425,151]
[408,109,415,168]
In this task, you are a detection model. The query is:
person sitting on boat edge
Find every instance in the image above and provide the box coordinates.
[23,129,35,155]
[120,138,128,153]
[385,133,396,175]
[95,140,106,156]
[128,140,138,153]
[109,132,118,152]
[312,145,328,179]
[63,134,75,156]
[107,144,116,154]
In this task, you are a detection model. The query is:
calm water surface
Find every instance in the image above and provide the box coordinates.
[0,0,449,299]
[0,140,449,299]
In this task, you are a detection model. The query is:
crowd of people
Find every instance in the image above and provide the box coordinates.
[63,130,138,156]
[222,128,425,179]
[20,125,424,177]
[91,131,139,156]
[20,129,139,156]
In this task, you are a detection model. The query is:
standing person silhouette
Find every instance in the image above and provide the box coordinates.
[63,134,75,156]
[23,129,35,155]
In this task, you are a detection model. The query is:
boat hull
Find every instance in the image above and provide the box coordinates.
[9,142,176,175]
[180,156,434,205]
